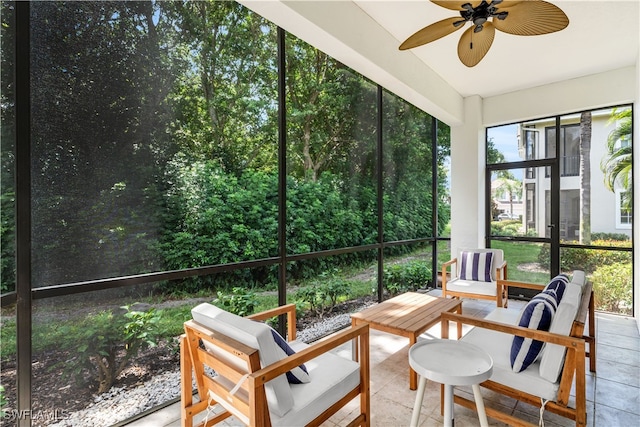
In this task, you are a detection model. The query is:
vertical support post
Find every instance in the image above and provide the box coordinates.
[550,116,561,276]
[376,85,384,301]
[15,3,32,426]
[276,26,287,336]
[431,117,439,288]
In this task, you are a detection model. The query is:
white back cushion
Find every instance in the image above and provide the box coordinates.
[191,303,294,417]
[538,270,587,382]
[562,282,583,307]
[571,270,586,287]
[539,302,579,382]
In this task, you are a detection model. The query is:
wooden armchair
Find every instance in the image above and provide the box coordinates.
[440,273,596,426]
[441,248,508,307]
[180,303,370,427]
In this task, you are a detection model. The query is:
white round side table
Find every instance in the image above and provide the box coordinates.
[409,339,493,427]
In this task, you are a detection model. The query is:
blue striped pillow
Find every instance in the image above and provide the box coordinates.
[269,328,311,384]
[459,251,494,282]
[510,291,558,372]
[543,274,570,301]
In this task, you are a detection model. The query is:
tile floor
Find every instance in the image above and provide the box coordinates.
[127,294,640,427]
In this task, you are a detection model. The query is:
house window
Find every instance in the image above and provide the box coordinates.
[524,128,536,178]
[525,183,535,232]
[616,189,632,228]
[545,124,580,177]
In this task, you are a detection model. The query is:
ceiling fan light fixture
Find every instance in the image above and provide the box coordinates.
[473,16,487,26]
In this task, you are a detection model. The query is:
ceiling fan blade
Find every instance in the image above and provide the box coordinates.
[492,0,569,35]
[457,21,495,67]
[399,17,465,50]
[431,0,483,11]
[493,1,525,9]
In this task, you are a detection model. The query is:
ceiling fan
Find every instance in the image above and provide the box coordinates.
[399,0,569,67]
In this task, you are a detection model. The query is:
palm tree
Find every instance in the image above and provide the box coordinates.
[601,108,632,210]
[579,111,591,244]
[493,175,522,218]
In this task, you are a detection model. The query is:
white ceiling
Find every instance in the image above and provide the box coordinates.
[242,0,638,124]
[354,0,639,98]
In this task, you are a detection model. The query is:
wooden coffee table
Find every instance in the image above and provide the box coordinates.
[351,292,462,390]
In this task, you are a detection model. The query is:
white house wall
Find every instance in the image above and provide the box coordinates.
[524,113,631,239]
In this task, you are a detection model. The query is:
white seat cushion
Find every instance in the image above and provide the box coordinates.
[271,341,361,426]
[446,278,497,297]
[461,308,559,401]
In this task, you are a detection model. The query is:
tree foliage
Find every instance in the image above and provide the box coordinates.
[601,108,632,210]
[2,0,450,294]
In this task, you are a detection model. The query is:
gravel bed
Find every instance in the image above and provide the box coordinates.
[49,371,182,427]
[48,303,376,427]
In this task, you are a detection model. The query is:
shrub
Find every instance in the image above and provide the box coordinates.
[382,261,432,296]
[591,232,629,241]
[538,240,632,273]
[295,275,351,317]
[214,287,258,316]
[60,304,161,394]
[158,159,442,291]
[0,384,6,418]
[592,262,632,315]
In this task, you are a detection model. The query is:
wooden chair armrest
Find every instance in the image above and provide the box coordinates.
[250,323,370,387]
[442,258,457,271]
[440,312,584,349]
[495,260,508,284]
[497,279,545,291]
[441,258,457,288]
[247,303,297,341]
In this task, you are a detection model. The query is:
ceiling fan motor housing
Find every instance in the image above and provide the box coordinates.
[460,0,508,32]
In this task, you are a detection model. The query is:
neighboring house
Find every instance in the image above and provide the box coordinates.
[491,179,524,220]
[517,108,632,241]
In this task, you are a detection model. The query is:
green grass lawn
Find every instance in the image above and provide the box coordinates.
[491,240,550,284]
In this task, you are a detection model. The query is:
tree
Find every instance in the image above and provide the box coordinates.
[167,1,278,173]
[29,1,176,286]
[286,36,370,182]
[1,1,15,292]
[487,137,506,165]
[601,108,632,210]
[493,175,522,217]
[579,111,592,244]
